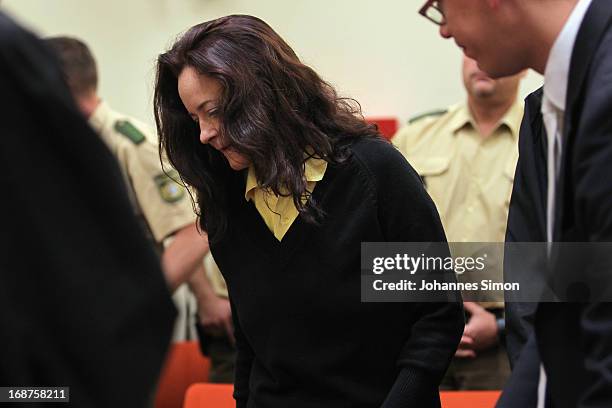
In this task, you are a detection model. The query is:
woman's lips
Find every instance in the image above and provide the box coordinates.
[211,143,228,152]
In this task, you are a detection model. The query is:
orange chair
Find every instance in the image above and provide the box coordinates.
[182,385,501,408]
[154,341,211,408]
[184,383,234,408]
[440,391,501,408]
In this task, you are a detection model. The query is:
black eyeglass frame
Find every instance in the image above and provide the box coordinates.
[418,0,445,26]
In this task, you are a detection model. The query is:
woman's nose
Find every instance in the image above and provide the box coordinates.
[199,126,216,144]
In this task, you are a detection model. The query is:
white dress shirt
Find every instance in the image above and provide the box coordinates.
[542,0,593,243]
[539,0,593,406]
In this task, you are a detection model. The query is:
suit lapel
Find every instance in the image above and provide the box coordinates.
[565,0,612,118]
[554,0,612,241]
[527,87,549,237]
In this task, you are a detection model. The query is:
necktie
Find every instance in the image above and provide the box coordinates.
[542,97,563,244]
[538,95,564,408]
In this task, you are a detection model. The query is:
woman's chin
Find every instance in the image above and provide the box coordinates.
[221,149,249,171]
[226,155,249,171]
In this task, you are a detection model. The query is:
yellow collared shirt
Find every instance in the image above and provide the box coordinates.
[245,156,328,241]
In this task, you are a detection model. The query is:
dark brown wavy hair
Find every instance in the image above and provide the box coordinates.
[154,15,381,242]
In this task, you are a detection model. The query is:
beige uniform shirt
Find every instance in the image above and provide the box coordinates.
[89,102,200,341]
[204,253,228,298]
[89,101,196,243]
[393,101,523,307]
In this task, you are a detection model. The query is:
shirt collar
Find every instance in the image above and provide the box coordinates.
[500,100,524,140]
[543,0,593,113]
[450,101,522,140]
[449,103,474,134]
[244,166,258,201]
[303,155,328,182]
[88,100,112,135]
[244,155,328,201]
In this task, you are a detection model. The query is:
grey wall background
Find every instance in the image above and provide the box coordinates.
[3,0,542,128]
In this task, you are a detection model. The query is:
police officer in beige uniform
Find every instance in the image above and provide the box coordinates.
[393,56,525,390]
[89,100,193,249]
[87,96,203,341]
[45,37,235,356]
[195,253,236,383]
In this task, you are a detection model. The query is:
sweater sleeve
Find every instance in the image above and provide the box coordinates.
[230,298,254,408]
[353,139,464,405]
[380,367,441,408]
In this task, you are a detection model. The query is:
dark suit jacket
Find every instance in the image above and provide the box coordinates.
[497,88,548,408]
[0,13,176,407]
[536,1,612,406]
[504,87,547,367]
[497,334,543,408]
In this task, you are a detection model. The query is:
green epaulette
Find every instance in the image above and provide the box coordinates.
[114,120,146,145]
[408,109,448,124]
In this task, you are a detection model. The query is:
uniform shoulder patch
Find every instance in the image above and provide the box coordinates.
[154,170,186,203]
[408,109,448,124]
[114,120,146,145]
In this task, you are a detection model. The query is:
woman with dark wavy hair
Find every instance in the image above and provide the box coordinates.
[154,15,462,408]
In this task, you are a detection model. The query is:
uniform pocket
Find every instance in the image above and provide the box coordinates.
[411,156,451,193]
[410,157,452,216]
[414,156,451,178]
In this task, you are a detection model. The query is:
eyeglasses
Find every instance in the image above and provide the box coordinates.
[419,0,445,26]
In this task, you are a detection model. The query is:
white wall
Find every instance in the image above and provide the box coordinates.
[2,0,542,128]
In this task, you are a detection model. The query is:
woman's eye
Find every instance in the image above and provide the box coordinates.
[208,109,218,117]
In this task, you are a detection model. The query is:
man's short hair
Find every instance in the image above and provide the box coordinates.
[46,36,97,97]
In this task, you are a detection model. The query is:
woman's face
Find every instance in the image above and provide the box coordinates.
[178,66,250,171]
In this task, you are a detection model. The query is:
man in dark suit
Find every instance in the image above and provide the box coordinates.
[419,0,612,406]
[498,87,548,407]
[0,11,176,407]
[503,87,547,367]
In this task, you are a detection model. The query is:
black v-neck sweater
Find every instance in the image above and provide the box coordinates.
[210,137,463,408]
